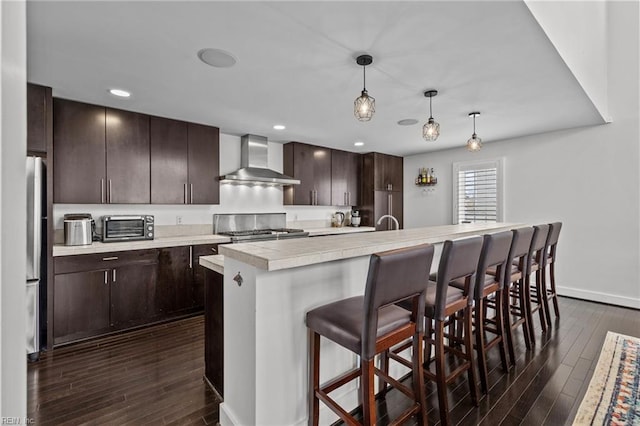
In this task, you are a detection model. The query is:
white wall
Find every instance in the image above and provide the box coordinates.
[405,0,640,309]
[0,0,27,418]
[54,133,349,229]
[525,0,609,121]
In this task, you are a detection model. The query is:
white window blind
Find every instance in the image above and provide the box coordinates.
[453,159,504,224]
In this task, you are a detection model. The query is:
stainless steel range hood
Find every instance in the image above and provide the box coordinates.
[220,134,300,185]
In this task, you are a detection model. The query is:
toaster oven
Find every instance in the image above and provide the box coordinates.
[102,215,154,242]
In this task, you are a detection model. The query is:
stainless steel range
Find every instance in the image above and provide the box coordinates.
[214,213,309,243]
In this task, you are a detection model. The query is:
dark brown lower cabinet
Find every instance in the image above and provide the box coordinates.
[204,268,223,396]
[157,247,193,315]
[54,249,159,346]
[156,244,218,315]
[53,245,216,346]
[110,262,157,328]
[192,244,219,307]
[53,270,111,345]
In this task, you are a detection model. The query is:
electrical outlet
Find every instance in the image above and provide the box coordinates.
[176,216,183,225]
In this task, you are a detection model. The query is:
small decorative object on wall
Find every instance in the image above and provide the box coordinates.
[415,167,437,186]
[354,54,375,121]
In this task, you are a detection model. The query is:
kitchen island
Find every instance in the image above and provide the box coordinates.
[203,223,521,426]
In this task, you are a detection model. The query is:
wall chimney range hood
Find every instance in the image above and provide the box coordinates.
[220,134,300,185]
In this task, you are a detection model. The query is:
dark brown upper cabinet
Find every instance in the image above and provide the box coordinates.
[370,152,403,192]
[53,98,219,205]
[150,117,189,204]
[331,149,361,206]
[150,118,220,205]
[106,108,150,203]
[361,152,404,229]
[53,99,107,204]
[283,142,331,206]
[53,99,151,204]
[187,123,220,204]
[27,83,52,154]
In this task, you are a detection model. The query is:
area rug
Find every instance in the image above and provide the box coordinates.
[573,331,640,425]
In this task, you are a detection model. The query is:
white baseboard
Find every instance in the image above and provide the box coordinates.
[558,286,640,309]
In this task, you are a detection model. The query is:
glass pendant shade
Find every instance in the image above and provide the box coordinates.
[467,134,482,151]
[422,90,440,141]
[354,90,375,121]
[467,112,482,151]
[354,54,375,121]
[422,117,440,141]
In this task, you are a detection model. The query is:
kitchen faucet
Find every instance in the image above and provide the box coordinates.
[376,214,399,230]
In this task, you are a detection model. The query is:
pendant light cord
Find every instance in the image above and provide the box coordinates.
[429,95,433,119]
[362,65,367,92]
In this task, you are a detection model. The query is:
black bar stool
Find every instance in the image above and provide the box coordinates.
[391,236,483,426]
[525,224,550,341]
[452,231,513,394]
[541,222,562,326]
[306,244,435,426]
[494,227,534,365]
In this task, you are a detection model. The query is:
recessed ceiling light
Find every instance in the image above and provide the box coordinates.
[397,118,418,126]
[273,125,286,130]
[354,141,365,147]
[198,48,237,68]
[109,89,131,98]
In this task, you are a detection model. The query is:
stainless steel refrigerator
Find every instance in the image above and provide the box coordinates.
[27,156,46,360]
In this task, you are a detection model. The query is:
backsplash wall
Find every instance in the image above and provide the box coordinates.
[53,133,350,230]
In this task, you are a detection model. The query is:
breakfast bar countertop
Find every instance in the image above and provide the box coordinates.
[219,222,522,272]
[199,254,224,274]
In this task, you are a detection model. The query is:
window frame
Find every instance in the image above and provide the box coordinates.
[452,157,505,224]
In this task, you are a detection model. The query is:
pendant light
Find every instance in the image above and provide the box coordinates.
[422,90,440,141]
[467,112,482,152]
[354,55,375,121]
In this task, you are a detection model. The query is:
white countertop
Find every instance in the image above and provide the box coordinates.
[52,225,374,257]
[53,234,231,257]
[200,254,224,274]
[219,223,523,272]
[306,226,375,236]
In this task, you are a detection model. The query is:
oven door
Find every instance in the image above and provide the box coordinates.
[103,216,147,242]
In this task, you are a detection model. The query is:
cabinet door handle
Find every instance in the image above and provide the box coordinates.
[190,184,193,204]
[101,179,105,204]
[189,246,193,269]
[211,247,217,253]
[315,190,318,205]
[102,256,118,261]
[108,179,112,203]
[112,269,116,283]
[388,193,393,230]
[104,270,108,285]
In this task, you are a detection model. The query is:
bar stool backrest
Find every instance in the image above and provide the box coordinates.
[362,244,435,360]
[509,227,534,276]
[434,236,483,320]
[547,222,563,262]
[529,225,550,275]
[476,231,513,299]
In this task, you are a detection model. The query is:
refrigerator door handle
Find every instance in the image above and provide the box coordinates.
[26,157,42,281]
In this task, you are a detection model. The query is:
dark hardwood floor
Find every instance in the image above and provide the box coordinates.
[27,316,220,425]
[27,297,640,425]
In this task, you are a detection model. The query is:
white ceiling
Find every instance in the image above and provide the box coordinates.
[27,1,603,156]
